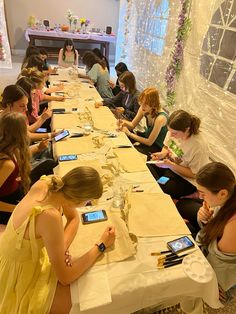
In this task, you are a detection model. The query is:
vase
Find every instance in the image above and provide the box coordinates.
[81,24,87,34]
[73,22,77,33]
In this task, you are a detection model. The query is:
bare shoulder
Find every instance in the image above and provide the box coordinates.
[155,112,167,126]
[218,219,236,252]
[0,158,15,173]
[28,179,49,200]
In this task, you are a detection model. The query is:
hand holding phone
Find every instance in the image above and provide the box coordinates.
[167,236,195,254]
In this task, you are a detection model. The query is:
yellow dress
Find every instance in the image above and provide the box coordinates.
[0,205,58,314]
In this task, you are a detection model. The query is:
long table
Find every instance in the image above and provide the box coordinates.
[50,69,222,314]
[25,28,116,59]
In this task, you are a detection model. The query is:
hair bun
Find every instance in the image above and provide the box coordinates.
[49,176,64,192]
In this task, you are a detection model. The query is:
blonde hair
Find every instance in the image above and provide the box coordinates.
[20,67,45,86]
[139,87,161,118]
[47,167,103,203]
[0,112,31,192]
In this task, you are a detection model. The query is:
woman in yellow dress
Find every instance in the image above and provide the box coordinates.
[0,167,115,313]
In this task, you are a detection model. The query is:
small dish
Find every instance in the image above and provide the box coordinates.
[182,253,213,283]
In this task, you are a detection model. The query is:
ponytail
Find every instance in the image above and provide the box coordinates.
[168,110,201,136]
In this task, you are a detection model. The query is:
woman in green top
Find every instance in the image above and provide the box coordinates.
[80,51,113,98]
[118,87,168,155]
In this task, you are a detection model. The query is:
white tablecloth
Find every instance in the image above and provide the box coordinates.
[50,70,222,314]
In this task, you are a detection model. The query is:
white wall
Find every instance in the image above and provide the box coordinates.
[5,0,120,57]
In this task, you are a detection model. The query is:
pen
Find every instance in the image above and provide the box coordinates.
[115,145,132,148]
[106,196,113,201]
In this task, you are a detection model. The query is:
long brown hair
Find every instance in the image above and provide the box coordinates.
[45,166,103,203]
[82,51,106,70]
[168,110,200,136]
[139,87,161,118]
[196,162,236,246]
[0,85,28,109]
[62,39,76,61]
[0,112,31,193]
[118,71,137,94]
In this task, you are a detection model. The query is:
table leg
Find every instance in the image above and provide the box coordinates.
[104,42,110,60]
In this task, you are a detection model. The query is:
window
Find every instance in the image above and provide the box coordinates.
[135,0,170,56]
[200,0,236,95]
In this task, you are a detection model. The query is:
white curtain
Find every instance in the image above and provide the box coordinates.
[175,0,236,174]
[0,0,12,69]
[116,0,181,102]
[116,0,236,173]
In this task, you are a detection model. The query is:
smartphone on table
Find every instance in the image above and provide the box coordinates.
[58,154,78,162]
[36,127,47,133]
[81,210,108,224]
[157,176,170,185]
[54,130,70,142]
[167,236,195,254]
[52,108,65,114]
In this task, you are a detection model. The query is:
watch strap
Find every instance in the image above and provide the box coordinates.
[96,242,106,253]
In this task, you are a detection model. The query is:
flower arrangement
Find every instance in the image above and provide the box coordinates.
[66,9,74,26]
[27,15,36,28]
[80,18,90,27]
[165,0,191,107]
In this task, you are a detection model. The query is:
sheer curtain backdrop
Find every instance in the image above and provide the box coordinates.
[0,0,12,69]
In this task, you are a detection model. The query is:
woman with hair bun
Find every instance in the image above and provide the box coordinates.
[0,166,115,313]
[149,110,210,199]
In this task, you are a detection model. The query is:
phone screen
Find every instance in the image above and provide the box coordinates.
[58,154,78,162]
[54,130,70,142]
[167,236,194,253]
[36,127,47,133]
[157,176,170,185]
[81,210,108,224]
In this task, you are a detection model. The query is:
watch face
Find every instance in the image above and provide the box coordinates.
[97,243,106,252]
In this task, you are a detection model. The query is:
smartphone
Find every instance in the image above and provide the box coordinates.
[167,236,195,254]
[157,176,170,185]
[54,130,70,142]
[58,154,78,162]
[70,133,84,138]
[52,108,65,114]
[81,210,108,224]
[36,127,47,133]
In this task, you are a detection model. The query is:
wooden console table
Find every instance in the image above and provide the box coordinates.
[25,29,116,59]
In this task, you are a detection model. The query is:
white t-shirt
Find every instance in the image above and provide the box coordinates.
[164,131,210,185]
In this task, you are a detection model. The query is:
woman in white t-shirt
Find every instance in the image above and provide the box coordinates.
[149,110,209,199]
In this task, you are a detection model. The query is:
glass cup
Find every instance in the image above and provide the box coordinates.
[83,122,93,135]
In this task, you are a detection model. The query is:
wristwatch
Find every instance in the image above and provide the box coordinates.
[96,242,106,253]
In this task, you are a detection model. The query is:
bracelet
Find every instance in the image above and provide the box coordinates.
[48,133,52,139]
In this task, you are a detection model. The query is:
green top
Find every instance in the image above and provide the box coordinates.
[144,111,168,148]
